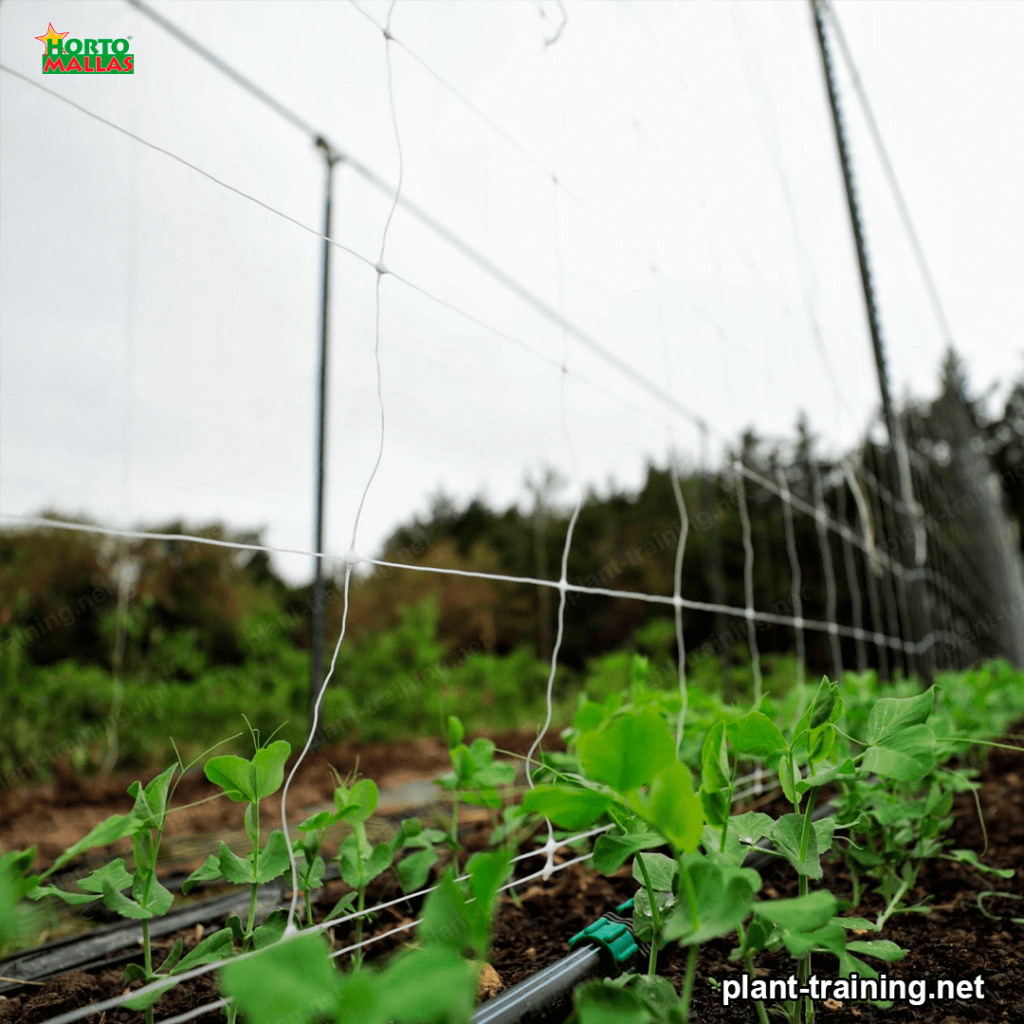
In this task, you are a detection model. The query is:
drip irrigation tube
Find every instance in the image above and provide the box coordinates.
[470,901,646,1024]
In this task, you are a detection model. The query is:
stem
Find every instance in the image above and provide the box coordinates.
[353,887,366,971]
[306,889,313,928]
[875,877,911,931]
[719,756,736,853]
[142,919,154,1024]
[678,864,700,1024]
[680,944,698,1024]
[634,855,663,977]
[245,800,261,945]
[797,785,816,1024]
[736,923,771,1024]
[451,791,460,856]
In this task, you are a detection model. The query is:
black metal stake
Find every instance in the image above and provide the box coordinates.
[810,0,933,680]
[310,138,342,750]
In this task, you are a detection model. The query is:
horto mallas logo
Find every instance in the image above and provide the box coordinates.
[36,22,134,74]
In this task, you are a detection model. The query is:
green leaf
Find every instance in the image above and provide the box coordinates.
[808,679,841,730]
[865,687,935,746]
[700,786,730,828]
[813,817,836,857]
[778,756,796,804]
[664,857,756,946]
[102,880,153,921]
[182,853,222,895]
[574,700,609,734]
[633,885,678,942]
[640,762,704,852]
[299,853,326,891]
[577,709,676,794]
[701,721,730,792]
[46,814,141,875]
[131,872,174,917]
[219,842,258,885]
[338,778,379,824]
[702,811,774,866]
[252,910,288,950]
[945,849,1015,878]
[862,724,936,781]
[128,764,177,828]
[157,937,184,974]
[381,946,477,1024]
[573,979,654,1024]
[363,842,395,884]
[753,890,837,931]
[324,891,358,922]
[221,933,338,1024]
[633,852,678,892]
[256,829,291,884]
[123,962,150,986]
[467,849,513,913]
[728,712,787,759]
[783,919,845,958]
[397,847,438,893]
[521,785,612,829]
[79,859,134,895]
[592,832,664,875]
[335,969,387,1024]
[28,884,96,906]
[123,980,175,1011]
[445,715,465,750]
[252,740,291,801]
[298,809,340,832]
[205,754,256,803]
[809,724,835,762]
[846,939,907,962]
[173,927,234,973]
[769,814,822,879]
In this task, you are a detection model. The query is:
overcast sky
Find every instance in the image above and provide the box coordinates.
[2,0,1022,584]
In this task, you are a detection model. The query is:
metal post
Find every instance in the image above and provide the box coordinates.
[810,0,933,679]
[310,138,341,750]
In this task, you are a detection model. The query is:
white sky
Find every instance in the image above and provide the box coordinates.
[2,0,1022,584]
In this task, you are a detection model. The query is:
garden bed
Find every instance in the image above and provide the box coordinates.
[2,721,1022,1024]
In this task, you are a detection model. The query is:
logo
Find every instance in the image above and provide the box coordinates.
[35,23,134,74]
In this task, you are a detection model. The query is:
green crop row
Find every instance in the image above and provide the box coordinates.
[1,659,1022,1024]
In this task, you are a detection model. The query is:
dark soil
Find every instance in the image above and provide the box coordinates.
[1,726,1021,1023]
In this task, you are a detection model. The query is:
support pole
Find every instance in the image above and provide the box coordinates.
[810,0,933,679]
[310,138,342,751]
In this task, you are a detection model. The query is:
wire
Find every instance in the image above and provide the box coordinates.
[0,512,953,656]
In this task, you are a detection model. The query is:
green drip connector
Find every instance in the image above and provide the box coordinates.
[568,912,638,970]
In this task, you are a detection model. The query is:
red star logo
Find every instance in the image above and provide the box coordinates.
[35,23,69,49]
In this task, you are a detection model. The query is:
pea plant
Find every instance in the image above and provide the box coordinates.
[437,715,517,855]
[23,741,243,1022]
[299,772,443,969]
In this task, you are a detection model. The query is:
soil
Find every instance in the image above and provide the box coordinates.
[1,726,1021,1024]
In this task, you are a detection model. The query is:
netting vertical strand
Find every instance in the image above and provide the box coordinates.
[734,461,763,704]
[525,150,584,883]
[842,456,889,680]
[776,463,806,689]
[809,458,844,679]
[284,0,404,931]
[865,445,908,678]
[836,477,867,672]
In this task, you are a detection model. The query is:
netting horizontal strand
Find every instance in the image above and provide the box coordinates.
[0,512,953,656]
